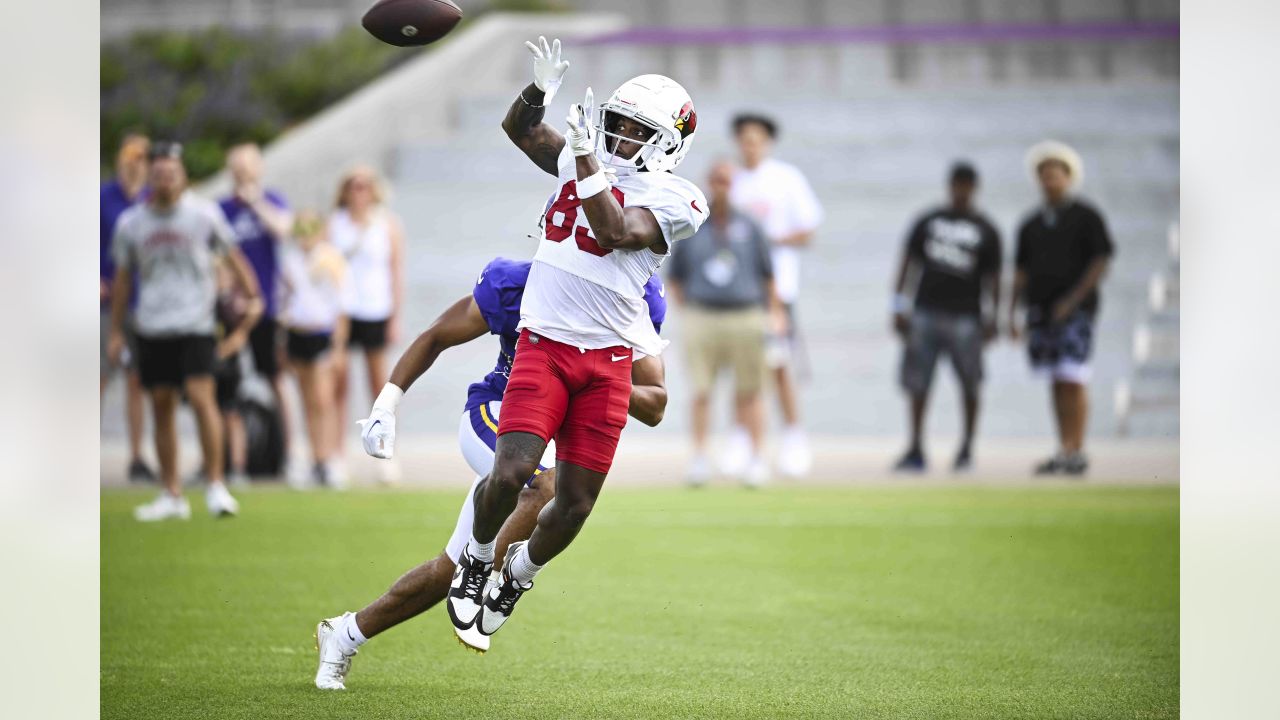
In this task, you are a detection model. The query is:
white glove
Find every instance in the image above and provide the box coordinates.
[357,408,396,459]
[357,383,404,459]
[565,87,595,157]
[524,36,569,106]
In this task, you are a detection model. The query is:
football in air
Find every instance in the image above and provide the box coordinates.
[362,0,462,47]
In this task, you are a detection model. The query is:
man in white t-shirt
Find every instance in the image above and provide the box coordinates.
[729,113,823,478]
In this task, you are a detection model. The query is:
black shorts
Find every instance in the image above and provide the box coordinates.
[214,356,242,410]
[136,334,216,389]
[347,318,388,350]
[286,330,332,363]
[248,316,282,377]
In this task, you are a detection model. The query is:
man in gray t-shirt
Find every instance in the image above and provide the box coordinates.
[668,161,786,487]
[108,142,263,522]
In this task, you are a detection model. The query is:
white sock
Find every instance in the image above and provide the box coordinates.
[336,612,367,655]
[468,536,496,563]
[508,544,543,587]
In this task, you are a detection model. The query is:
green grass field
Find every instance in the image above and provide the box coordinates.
[102,484,1178,719]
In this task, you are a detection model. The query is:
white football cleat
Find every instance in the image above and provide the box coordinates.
[133,492,191,522]
[478,542,534,638]
[314,614,357,690]
[205,483,240,517]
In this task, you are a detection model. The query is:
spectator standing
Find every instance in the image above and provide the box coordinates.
[328,166,405,483]
[669,161,787,487]
[218,143,294,471]
[729,113,823,478]
[108,142,263,520]
[280,210,350,488]
[891,162,1002,472]
[100,132,155,483]
[1008,141,1115,475]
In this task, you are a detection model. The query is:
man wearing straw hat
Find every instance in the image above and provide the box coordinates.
[1007,141,1115,476]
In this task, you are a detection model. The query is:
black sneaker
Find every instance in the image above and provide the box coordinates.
[893,448,926,473]
[479,541,533,637]
[1059,452,1089,477]
[127,459,157,483]
[953,447,973,473]
[1034,454,1063,475]
[446,547,492,632]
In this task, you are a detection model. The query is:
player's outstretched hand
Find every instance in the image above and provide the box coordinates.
[357,409,397,460]
[566,87,595,157]
[525,36,569,106]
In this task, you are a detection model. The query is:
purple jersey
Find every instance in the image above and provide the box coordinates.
[218,190,288,318]
[466,257,666,410]
[101,180,143,309]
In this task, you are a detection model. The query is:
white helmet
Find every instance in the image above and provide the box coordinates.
[593,74,698,174]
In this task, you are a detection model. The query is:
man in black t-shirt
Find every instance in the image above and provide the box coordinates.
[1008,141,1115,475]
[891,162,1002,472]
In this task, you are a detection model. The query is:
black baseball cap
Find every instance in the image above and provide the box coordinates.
[732,113,779,140]
[949,161,978,184]
[148,141,184,161]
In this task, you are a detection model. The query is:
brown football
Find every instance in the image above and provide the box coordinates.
[362,0,462,47]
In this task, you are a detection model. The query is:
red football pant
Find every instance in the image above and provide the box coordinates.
[497,330,633,474]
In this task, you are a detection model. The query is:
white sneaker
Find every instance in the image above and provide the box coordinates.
[776,426,813,478]
[133,492,191,522]
[686,454,713,487]
[314,613,357,690]
[718,426,752,478]
[205,483,240,517]
[325,459,349,491]
[743,457,770,488]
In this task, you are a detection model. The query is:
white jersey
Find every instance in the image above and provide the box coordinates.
[328,209,394,322]
[520,146,707,356]
[280,241,349,333]
[730,158,823,304]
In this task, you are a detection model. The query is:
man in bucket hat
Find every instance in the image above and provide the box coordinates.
[1007,140,1115,476]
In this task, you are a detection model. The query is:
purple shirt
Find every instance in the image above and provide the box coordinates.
[466,257,666,410]
[218,190,289,318]
[101,180,142,309]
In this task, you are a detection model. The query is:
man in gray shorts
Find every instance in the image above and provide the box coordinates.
[891,162,1002,471]
[108,142,263,520]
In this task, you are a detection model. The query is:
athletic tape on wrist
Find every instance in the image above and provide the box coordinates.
[576,171,610,199]
[373,383,404,414]
[892,294,912,314]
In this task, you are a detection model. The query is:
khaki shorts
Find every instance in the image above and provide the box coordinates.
[682,305,768,397]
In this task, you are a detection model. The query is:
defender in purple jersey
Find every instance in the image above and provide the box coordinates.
[312,257,667,688]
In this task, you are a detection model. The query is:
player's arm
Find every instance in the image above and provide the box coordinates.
[360,295,488,459]
[502,37,569,176]
[628,354,667,427]
[576,153,667,253]
[502,85,565,176]
[387,295,488,392]
[1007,269,1028,340]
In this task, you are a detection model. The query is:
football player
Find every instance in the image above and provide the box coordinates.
[313,257,668,688]
[443,36,706,649]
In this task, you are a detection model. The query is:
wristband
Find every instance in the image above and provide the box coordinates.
[576,171,609,199]
[372,383,404,414]
[519,89,544,108]
[892,294,912,315]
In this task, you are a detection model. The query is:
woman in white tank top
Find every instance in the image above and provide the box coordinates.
[327,166,406,483]
[280,210,349,486]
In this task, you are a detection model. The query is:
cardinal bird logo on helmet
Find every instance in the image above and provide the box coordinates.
[673,101,697,138]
